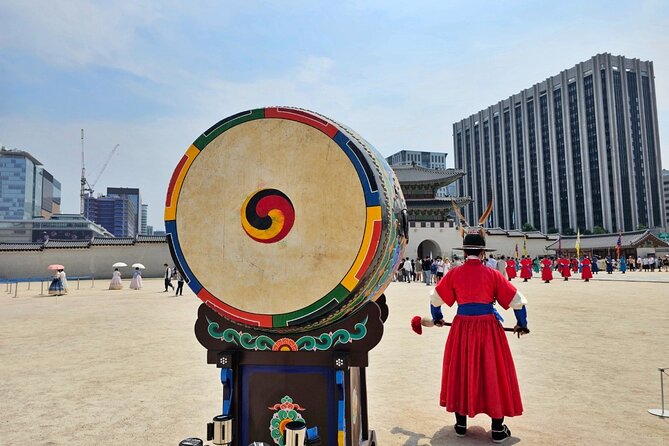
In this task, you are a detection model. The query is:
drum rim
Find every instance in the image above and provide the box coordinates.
[165,107,386,330]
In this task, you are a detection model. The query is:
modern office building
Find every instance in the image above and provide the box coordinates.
[0,148,61,220]
[453,53,664,233]
[0,213,113,243]
[140,204,148,235]
[386,150,455,197]
[84,194,137,237]
[107,187,141,234]
[662,169,669,232]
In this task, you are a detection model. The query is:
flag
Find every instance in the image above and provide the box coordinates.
[522,236,528,256]
[616,232,622,259]
[515,242,519,259]
[575,229,581,259]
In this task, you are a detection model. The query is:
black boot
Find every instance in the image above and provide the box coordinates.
[454,413,467,437]
[491,418,511,443]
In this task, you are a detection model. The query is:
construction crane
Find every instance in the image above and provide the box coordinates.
[79,129,120,214]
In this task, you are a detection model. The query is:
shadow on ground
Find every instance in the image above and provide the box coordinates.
[391,425,521,445]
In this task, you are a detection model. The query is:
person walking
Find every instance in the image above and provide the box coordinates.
[163,263,175,292]
[505,257,517,281]
[48,269,65,296]
[519,256,533,282]
[540,256,553,283]
[109,268,123,290]
[427,233,529,443]
[175,269,185,296]
[496,255,507,279]
[402,258,412,283]
[422,256,432,286]
[581,255,593,282]
[130,267,143,290]
[59,269,68,295]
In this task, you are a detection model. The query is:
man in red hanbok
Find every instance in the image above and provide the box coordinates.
[571,257,579,273]
[558,257,571,281]
[505,257,517,281]
[429,233,529,443]
[540,256,553,283]
[519,256,533,282]
[581,255,593,282]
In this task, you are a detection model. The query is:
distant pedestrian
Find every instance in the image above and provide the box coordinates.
[109,268,123,290]
[130,267,143,290]
[619,257,627,274]
[581,255,593,282]
[175,270,184,296]
[59,269,68,294]
[422,257,432,285]
[48,269,65,296]
[402,258,412,283]
[163,263,175,292]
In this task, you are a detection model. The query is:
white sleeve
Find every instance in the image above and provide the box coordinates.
[429,288,443,307]
[509,290,528,310]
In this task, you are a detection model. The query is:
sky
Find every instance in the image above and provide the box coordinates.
[1,0,668,231]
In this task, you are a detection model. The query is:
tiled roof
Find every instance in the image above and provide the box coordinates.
[393,165,465,185]
[136,235,167,243]
[407,197,472,209]
[0,243,43,251]
[44,240,91,249]
[545,230,668,250]
[90,237,135,246]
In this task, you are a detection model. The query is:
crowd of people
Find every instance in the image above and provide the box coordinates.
[395,253,669,284]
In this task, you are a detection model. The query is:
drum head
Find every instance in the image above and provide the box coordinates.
[166,108,392,331]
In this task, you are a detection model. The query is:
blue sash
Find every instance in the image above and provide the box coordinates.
[457,303,504,323]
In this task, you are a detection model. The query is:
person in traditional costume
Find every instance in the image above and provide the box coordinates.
[558,257,571,281]
[129,267,143,290]
[580,255,593,282]
[426,232,529,443]
[619,257,627,274]
[58,269,68,294]
[532,257,540,274]
[605,256,614,274]
[505,258,517,281]
[48,270,64,296]
[592,256,599,274]
[109,268,123,290]
[571,257,579,273]
[540,256,553,283]
[519,256,533,282]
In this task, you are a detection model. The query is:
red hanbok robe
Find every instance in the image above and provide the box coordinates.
[541,258,553,281]
[434,259,524,418]
[571,258,579,272]
[581,257,593,280]
[520,258,533,279]
[505,259,517,279]
[559,258,571,277]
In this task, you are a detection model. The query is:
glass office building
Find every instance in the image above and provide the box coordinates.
[0,148,61,220]
[453,53,664,233]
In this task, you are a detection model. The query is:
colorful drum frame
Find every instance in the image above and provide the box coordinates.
[165,107,407,332]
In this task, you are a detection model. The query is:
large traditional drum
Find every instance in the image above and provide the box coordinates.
[165,107,407,332]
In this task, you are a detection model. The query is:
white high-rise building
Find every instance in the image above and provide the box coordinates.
[454,53,664,233]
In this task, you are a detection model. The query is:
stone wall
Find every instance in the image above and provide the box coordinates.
[0,242,172,280]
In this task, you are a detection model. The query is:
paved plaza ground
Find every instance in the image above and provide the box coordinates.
[1,272,668,445]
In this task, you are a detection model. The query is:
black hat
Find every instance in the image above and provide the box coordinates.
[454,233,496,252]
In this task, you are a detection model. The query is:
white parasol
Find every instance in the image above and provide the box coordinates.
[112,262,128,268]
[131,263,146,269]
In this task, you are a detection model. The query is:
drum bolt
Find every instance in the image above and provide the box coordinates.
[207,415,232,445]
[284,420,307,446]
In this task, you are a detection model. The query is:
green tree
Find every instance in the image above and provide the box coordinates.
[522,223,536,232]
[562,228,575,236]
[547,227,559,234]
[592,226,608,234]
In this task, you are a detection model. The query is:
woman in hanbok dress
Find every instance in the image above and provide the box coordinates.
[619,257,627,274]
[48,270,64,295]
[532,257,540,275]
[109,268,123,290]
[59,269,68,294]
[129,267,143,290]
